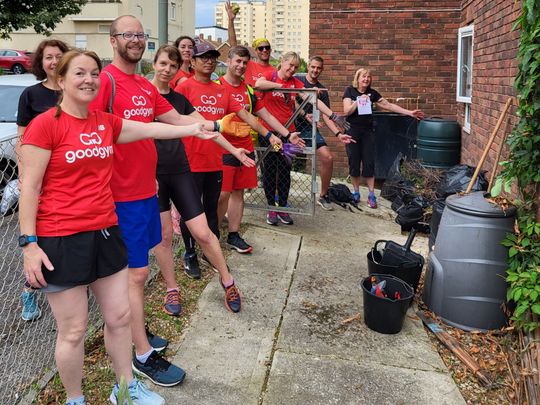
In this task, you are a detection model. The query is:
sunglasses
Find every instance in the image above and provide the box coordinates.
[257,45,271,51]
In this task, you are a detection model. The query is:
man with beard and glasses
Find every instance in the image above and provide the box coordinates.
[89,15,253,388]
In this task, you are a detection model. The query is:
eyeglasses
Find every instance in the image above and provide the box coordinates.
[257,45,271,51]
[197,55,218,63]
[112,32,149,41]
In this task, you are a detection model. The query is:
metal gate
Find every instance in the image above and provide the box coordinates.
[244,87,320,216]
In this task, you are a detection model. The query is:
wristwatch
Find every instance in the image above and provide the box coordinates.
[18,234,38,247]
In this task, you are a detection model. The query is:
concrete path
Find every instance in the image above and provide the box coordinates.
[155,193,466,405]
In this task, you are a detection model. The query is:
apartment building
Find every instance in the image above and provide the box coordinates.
[0,0,195,60]
[266,0,309,57]
[215,0,266,47]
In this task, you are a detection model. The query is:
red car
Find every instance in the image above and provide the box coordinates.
[0,49,32,74]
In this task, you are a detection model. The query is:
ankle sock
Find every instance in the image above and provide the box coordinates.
[369,191,375,197]
[222,277,234,288]
[136,348,153,364]
[66,395,85,404]
[166,287,178,293]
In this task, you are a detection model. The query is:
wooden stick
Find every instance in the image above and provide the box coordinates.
[466,97,513,193]
[417,311,495,388]
[487,120,510,192]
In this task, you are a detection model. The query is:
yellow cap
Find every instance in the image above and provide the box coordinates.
[252,38,270,48]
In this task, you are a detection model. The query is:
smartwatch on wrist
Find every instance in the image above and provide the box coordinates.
[18,235,38,247]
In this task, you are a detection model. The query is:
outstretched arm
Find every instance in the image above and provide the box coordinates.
[117,120,217,144]
[254,77,282,91]
[376,98,425,120]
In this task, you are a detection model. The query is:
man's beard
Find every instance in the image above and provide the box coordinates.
[118,44,144,64]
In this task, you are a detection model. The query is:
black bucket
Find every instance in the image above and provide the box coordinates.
[367,250,424,293]
[361,274,414,334]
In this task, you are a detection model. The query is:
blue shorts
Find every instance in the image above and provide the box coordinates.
[300,128,327,149]
[115,196,162,268]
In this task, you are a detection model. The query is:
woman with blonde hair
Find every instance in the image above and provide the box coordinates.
[255,51,348,225]
[19,49,217,405]
[342,68,425,208]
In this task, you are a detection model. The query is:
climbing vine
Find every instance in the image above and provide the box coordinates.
[493,0,540,331]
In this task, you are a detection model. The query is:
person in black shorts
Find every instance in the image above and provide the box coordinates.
[150,44,244,316]
[342,67,424,208]
[295,56,353,211]
[16,38,70,322]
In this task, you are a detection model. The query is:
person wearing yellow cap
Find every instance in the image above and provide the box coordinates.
[226,0,276,87]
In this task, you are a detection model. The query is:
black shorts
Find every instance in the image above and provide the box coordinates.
[38,226,127,288]
[345,127,375,178]
[157,171,204,221]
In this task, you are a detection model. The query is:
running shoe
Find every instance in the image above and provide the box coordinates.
[277,212,294,225]
[353,191,361,204]
[146,327,168,352]
[109,378,165,405]
[317,195,333,211]
[220,278,242,313]
[21,290,41,321]
[163,289,181,317]
[266,211,278,226]
[368,194,378,209]
[132,351,186,387]
[227,232,253,254]
[183,252,201,279]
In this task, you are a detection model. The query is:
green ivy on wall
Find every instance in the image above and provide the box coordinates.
[493,0,540,331]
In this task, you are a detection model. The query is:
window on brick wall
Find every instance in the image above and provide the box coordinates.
[457,25,473,132]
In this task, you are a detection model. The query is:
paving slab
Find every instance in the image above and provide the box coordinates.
[154,188,466,405]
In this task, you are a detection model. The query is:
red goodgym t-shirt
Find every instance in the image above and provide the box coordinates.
[23,108,123,236]
[244,60,276,88]
[89,64,173,202]
[217,77,263,151]
[260,72,304,132]
[175,77,243,172]
[168,69,194,89]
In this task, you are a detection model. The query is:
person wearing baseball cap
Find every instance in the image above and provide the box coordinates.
[192,40,221,59]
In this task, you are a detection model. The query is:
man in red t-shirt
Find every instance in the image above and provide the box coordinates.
[89,15,252,388]
[174,41,291,265]
[216,45,305,253]
[225,1,275,87]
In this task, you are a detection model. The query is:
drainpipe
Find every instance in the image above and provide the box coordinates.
[158,0,168,45]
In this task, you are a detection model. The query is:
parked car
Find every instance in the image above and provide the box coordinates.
[0,49,32,74]
[0,74,39,214]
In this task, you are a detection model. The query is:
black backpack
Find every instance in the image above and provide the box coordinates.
[327,183,362,212]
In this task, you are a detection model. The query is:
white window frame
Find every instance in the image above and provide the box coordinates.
[463,104,471,133]
[456,25,473,103]
[169,2,176,20]
[75,35,87,50]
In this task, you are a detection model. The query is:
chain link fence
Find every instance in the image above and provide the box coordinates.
[245,88,320,216]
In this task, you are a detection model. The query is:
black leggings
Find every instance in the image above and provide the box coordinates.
[179,171,222,253]
[259,137,291,207]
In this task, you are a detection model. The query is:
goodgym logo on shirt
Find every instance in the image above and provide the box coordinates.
[65,130,114,164]
[196,94,225,115]
[123,94,154,119]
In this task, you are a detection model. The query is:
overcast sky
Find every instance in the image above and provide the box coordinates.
[196,0,218,26]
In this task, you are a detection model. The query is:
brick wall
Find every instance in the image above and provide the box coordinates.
[309,0,520,179]
[310,1,462,176]
[459,0,520,177]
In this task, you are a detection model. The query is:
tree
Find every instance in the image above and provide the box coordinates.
[0,0,87,39]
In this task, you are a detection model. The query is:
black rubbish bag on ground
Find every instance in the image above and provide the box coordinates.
[394,194,430,231]
[436,165,488,198]
[381,153,416,202]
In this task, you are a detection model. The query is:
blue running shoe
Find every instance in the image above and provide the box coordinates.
[132,351,186,387]
[109,378,165,405]
[21,290,41,321]
[353,191,361,204]
[163,289,182,317]
[368,193,378,209]
[220,278,242,313]
[145,328,168,352]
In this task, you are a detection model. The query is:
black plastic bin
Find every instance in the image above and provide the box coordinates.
[361,274,414,334]
[367,250,424,293]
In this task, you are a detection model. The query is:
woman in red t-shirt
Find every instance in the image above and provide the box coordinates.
[255,52,349,225]
[19,49,216,405]
[168,36,195,88]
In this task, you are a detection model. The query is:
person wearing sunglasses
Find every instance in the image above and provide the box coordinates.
[225,0,275,87]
